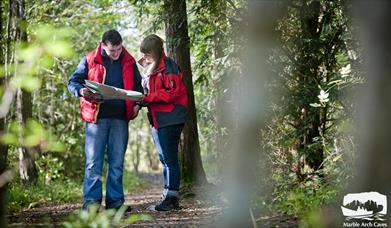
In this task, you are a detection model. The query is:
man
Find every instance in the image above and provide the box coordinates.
[68,29,142,211]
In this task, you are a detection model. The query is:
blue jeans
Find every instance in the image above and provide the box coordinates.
[83,118,128,209]
[151,124,184,191]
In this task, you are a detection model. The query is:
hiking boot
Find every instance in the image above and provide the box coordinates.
[155,195,179,211]
[160,189,168,200]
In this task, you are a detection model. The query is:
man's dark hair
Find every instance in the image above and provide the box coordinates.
[140,34,164,61]
[102,29,122,46]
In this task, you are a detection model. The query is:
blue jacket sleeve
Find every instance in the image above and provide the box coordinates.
[68,57,88,97]
[133,63,143,93]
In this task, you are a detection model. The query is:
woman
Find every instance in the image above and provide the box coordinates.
[139,34,188,211]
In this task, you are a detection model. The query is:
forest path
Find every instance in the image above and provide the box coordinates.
[7,173,223,227]
[7,173,298,227]
[123,173,222,227]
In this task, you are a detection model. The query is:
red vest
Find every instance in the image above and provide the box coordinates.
[80,43,137,123]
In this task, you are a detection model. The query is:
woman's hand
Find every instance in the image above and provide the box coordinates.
[131,104,141,119]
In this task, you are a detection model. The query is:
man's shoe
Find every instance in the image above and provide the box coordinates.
[155,196,179,211]
[121,205,132,213]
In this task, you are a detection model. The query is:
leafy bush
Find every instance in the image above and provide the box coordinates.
[64,205,153,228]
[63,205,122,228]
[8,177,81,212]
[36,153,65,184]
[271,180,338,217]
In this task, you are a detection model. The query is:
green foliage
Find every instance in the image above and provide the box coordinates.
[64,205,122,228]
[250,0,361,221]
[187,0,244,183]
[269,179,339,217]
[8,177,81,212]
[122,171,146,193]
[63,204,153,228]
[262,0,361,179]
[2,120,65,152]
[8,170,144,212]
[8,24,74,92]
[1,0,363,223]
[126,214,153,224]
[19,0,134,181]
[300,209,326,228]
[36,153,65,184]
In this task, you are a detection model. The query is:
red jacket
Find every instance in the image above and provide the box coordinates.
[142,54,188,128]
[80,43,138,123]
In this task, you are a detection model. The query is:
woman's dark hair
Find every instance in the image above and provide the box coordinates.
[102,29,122,46]
[140,34,164,61]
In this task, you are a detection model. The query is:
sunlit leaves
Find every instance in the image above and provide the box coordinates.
[63,205,153,228]
[127,214,154,224]
[310,89,329,108]
[340,64,351,78]
[1,119,65,152]
[8,24,74,92]
[11,76,41,92]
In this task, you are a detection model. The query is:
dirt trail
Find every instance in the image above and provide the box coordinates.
[7,173,298,227]
[7,173,223,227]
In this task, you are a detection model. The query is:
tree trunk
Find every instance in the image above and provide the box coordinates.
[164,0,207,185]
[353,3,391,222]
[296,1,325,175]
[0,0,10,226]
[17,89,37,185]
[132,118,143,174]
[212,0,228,159]
[11,0,38,185]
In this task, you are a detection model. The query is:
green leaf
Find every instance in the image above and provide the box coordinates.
[310,103,322,108]
[11,76,41,91]
[48,142,66,152]
[127,214,153,224]
[317,90,329,103]
[1,133,18,145]
[45,40,74,58]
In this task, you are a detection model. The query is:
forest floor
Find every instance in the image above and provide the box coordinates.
[7,173,298,227]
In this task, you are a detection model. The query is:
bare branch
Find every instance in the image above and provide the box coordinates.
[0,84,16,119]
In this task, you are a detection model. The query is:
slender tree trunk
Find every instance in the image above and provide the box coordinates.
[5,0,12,78]
[296,1,325,175]
[145,133,159,170]
[11,0,38,185]
[164,0,207,185]
[0,1,10,226]
[212,0,227,159]
[132,118,143,174]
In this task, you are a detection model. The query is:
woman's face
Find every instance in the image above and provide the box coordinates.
[142,52,155,65]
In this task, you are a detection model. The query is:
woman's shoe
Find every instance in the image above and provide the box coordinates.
[154,196,179,211]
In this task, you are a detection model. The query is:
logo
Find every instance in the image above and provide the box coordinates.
[341,192,387,227]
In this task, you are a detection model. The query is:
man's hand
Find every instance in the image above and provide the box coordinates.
[79,88,103,103]
[135,95,148,107]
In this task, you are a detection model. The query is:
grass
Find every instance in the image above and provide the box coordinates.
[8,177,82,212]
[8,170,145,213]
